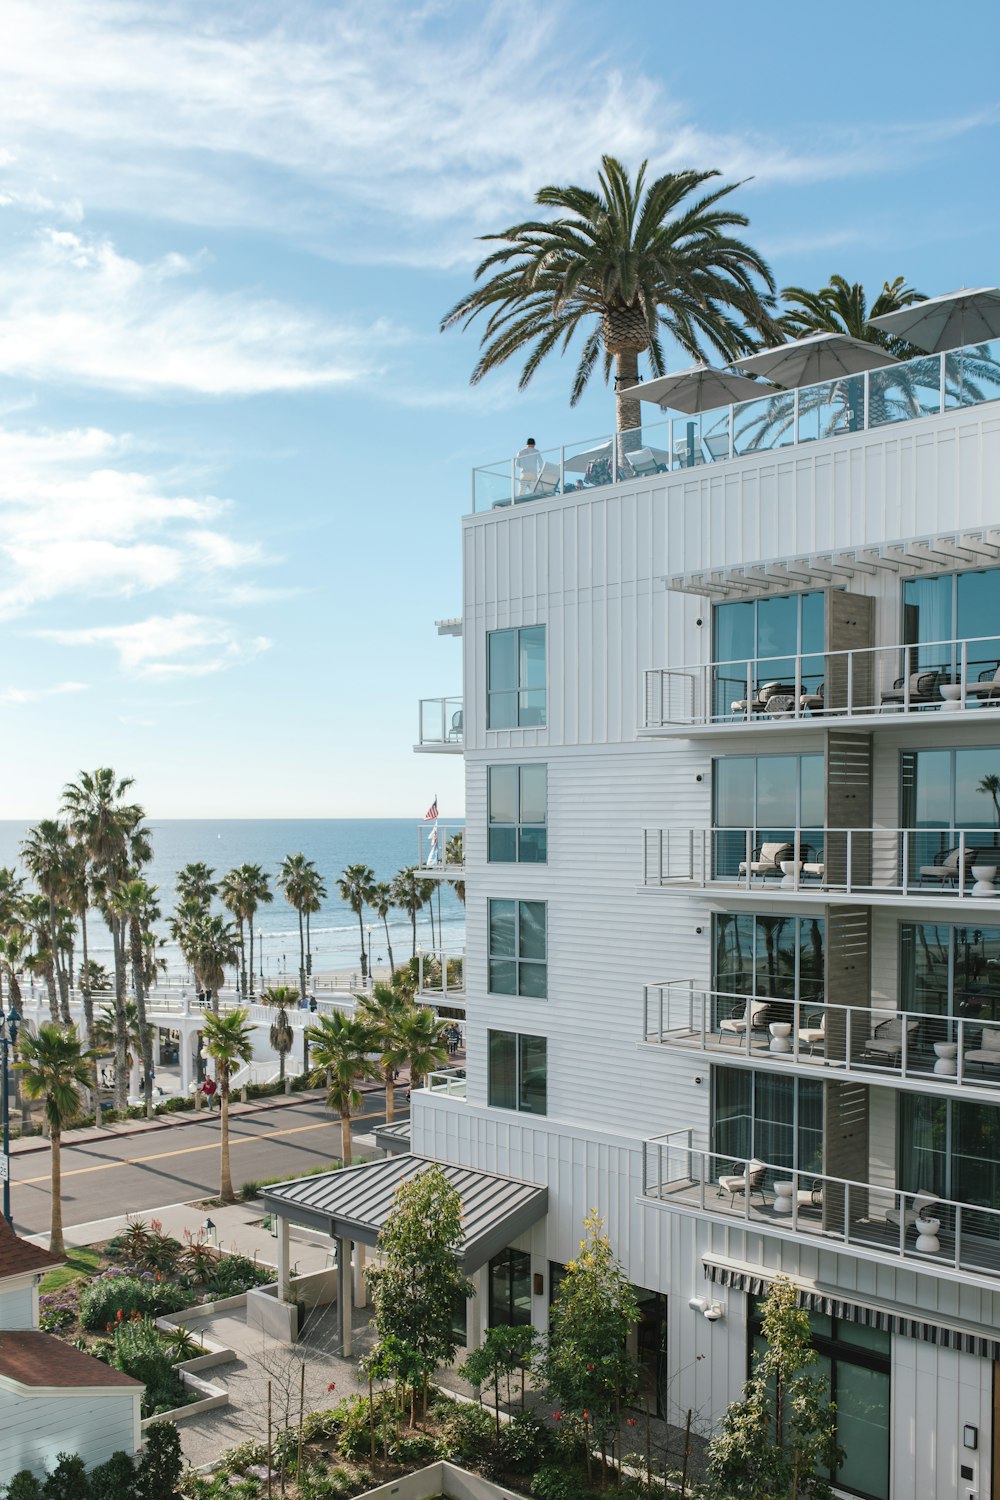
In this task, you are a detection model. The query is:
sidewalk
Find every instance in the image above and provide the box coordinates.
[30,1199,337,1263]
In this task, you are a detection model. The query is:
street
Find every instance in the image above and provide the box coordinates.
[9,1095,400,1237]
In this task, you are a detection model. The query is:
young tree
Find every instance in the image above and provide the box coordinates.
[367,1165,473,1424]
[305,1010,377,1165]
[706,1277,843,1500]
[540,1210,640,1489]
[462,1324,538,1433]
[201,1008,255,1203]
[17,1022,92,1256]
[395,1003,449,1093]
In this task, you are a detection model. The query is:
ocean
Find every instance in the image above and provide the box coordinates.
[0,819,465,982]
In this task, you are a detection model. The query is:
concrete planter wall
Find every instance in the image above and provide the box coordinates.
[246,1267,339,1341]
[353,1463,530,1500]
[144,1301,242,1429]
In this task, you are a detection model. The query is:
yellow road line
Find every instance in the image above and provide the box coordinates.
[15,1114,375,1188]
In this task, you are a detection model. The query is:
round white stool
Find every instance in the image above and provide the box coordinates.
[915,1217,941,1254]
[773,1181,794,1215]
[933,1042,958,1075]
[769,1022,792,1054]
[972,865,997,897]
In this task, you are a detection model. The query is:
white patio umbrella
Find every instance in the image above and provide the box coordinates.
[736,332,898,389]
[624,364,775,413]
[867,287,1000,353]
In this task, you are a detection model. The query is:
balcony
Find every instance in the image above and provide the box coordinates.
[643,632,1000,736]
[472,338,1000,512]
[642,1130,1000,1290]
[642,981,1000,1101]
[416,950,465,1009]
[424,1066,467,1099]
[416,697,463,753]
[641,825,1000,908]
[416,822,464,881]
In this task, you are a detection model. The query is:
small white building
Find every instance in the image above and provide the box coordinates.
[0,1217,142,1479]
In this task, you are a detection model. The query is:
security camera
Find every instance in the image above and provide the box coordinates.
[703,1302,724,1322]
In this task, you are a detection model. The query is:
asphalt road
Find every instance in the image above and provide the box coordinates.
[9,1096,398,1238]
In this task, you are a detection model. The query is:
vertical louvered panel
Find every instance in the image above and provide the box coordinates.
[823,1079,870,1232]
[825,590,875,710]
[825,729,873,887]
[823,905,872,1062]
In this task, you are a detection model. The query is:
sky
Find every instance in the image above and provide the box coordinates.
[0,0,998,818]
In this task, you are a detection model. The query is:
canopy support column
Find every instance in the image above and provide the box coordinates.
[339,1236,353,1354]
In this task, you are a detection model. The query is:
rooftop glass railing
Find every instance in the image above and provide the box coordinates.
[472,338,1000,512]
[417,696,463,748]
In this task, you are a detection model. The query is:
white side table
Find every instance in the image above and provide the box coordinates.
[915,1217,941,1254]
[769,1022,793,1054]
[773,1181,794,1215]
[933,1042,958,1076]
[939,683,964,711]
[972,864,998,897]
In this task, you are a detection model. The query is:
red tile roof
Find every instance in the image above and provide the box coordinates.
[0,1215,63,1278]
[0,1331,141,1388]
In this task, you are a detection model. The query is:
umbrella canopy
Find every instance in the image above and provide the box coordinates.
[737,332,898,389]
[867,287,1000,353]
[624,364,774,413]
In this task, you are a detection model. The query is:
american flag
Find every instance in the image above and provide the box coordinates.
[424,795,438,820]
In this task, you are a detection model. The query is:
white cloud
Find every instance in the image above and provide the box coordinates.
[40,613,270,679]
[0,228,394,395]
[0,681,87,707]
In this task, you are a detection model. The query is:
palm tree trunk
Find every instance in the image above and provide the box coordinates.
[411,905,417,959]
[219,1072,234,1203]
[49,894,71,1025]
[49,1121,64,1256]
[112,920,128,1114]
[382,915,395,976]
[356,908,368,984]
[248,918,255,997]
[428,897,436,951]
[238,920,247,998]
[384,1063,394,1124]
[306,910,312,980]
[615,347,642,439]
[341,1106,353,1166]
[297,909,306,998]
[79,910,98,1101]
[131,921,155,1118]
[44,961,59,1024]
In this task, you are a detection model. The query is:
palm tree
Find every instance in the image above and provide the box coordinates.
[978,774,1000,828]
[305,1011,377,1166]
[390,867,427,960]
[220,867,252,997]
[202,1008,255,1203]
[109,879,159,1117]
[62,840,98,1094]
[359,981,413,1124]
[301,866,327,982]
[277,854,312,999]
[395,1005,449,1094]
[17,1022,92,1255]
[442,156,777,434]
[240,864,272,996]
[21,820,73,1023]
[176,862,217,913]
[338,865,375,985]
[0,868,26,1014]
[446,832,465,906]
[186,914,239,1012]
[22,894,60,1023]
[369,882,397,976]
[95,999,151,1094]
[262,985,297,1085]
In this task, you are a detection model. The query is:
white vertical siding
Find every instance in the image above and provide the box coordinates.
[0,1387,140,1478]
[0,1284,35,1330]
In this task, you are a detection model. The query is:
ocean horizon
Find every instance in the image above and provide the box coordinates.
[0,818,465,981]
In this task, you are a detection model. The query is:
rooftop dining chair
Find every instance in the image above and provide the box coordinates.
[798,1011,826,1053]
[918,846,978,885]
[738,841,795,878]
[718,1158,767,1204]
[720,997,770,1041]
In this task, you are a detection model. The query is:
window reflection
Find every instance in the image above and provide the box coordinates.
[713,754,824,876]
[902,566,1000,680]
[712,592,825,718]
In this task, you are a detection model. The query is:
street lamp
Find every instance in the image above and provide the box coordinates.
[0,1004,22,1226]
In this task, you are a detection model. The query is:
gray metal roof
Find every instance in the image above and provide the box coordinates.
[261,1154,547,1273]
[373,1120,411,1155]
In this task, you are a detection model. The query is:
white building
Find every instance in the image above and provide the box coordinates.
[412,319,1000,1500]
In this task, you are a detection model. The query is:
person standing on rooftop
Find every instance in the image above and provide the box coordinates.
[516,437,543,494]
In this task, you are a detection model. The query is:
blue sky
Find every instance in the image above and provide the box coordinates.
[0,0,997,818]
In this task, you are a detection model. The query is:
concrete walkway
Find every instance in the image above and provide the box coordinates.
[31,1199,337,1264]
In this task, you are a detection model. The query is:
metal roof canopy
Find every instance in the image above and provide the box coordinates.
[261,1154,548,1273]
[661,527,1000,599]
[373,1120,411,1156]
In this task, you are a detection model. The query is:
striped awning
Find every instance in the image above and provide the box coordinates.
[703,1258,1000,1360]
[262,1155,547,1274]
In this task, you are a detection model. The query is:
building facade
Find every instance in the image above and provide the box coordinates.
[413,340,1000,1500]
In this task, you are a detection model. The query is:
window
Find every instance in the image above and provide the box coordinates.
[489,1248,532,1327]
[713,592,824,718]
[903,567,1000,676]
[713,914,824,1029]
[898,1092,1000,1239]
[713,1067,822,1177]
[488,899,547,997]
[748,1298,890,1500]
[713,753,824,877]
[488,764,547,862]
[900,746,1000,878]
[488,626,546,729]
[900,921,1000,1019]
[488,1029,547,1114]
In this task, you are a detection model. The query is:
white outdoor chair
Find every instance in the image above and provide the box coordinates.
[863,1016,918,1064]
[886,1190,940,1230]
[720,997,770,1042]
[738,841,794,878]
[918,846,976,884]
[718,1158,767,1204]
[704,432,731,462]
[798,1012,826,1053]
[517,461,560,500]
[964,1027,1000,1071]
[625,447,662,477]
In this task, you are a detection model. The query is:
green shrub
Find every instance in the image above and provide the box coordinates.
[332,1394,394,1461]
[216,1442,267,1477]
[80,1274,188,1330]
[301,1409,341,1443]
[6,1473,44,1500]
[204,1253,271,1298]
[86,1452,138,1500]
[139,1420,183,1500]
[297,1465,351,1500]
[531,1466,577,1500]
[439,1399,496,1465]
[109,1316,189,1417]
[495,1408,554,1475]
[387,1432,439,1465]
[42,1454,90,1500]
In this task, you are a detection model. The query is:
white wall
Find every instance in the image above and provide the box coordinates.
[0,1282,36,1330]
[0,1386,140,1478]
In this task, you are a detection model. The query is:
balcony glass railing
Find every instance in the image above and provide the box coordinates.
[416,950,465,1003]
[418,697,463,747]
[416,821,464,877]
[472,338,1000,511]
[642,825,1000,898]
[643,633,1000,728]
[643,982,1000,1091]
[424,1067,467,1099]
[643,1130,1000,1282]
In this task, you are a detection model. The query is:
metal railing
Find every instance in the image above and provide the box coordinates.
[642,825,1000,899]
[416,950,465,1003]
[418,696,464,747]
[643,980,1000,1091]
[642,1133,1000,1281]
[473,338,1000,511]
[424,1066,467,1099]
[417,821,464,876]
[643,632,1000,728]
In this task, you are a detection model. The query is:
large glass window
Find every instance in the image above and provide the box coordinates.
[488,1029,547,1115]
[898,1093,1000,1239]
[713,1067,822,1176]
[900,922,1000,1017]
[713,754,824,876]
[487,626,546,729]
[900,747,1000,877]
[713,914,824,1027]
[713,592,824,716]
[489,1248,532,1327]
[903,566,1000,678]
[488,764,547,862]
[748,1299,890,1500]
[488,899,547,997]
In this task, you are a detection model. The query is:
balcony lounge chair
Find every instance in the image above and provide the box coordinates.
[718,1158,767,1204]
[886,1189,940,1230]
[719,997,770,1041]
[863,1016,919,1064]
[964,1027,1000,1071]
[918,846,979,885]
[626,447,667,477]
[738,841,795,878]
[799,685,824,714]
[516,461,560,501]
[798,1012,826,1053]
[447,710,463,742]
[730,681,797,715]
[968,664,1000,702]
[880,670,943,709]
[704,432,731,462]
